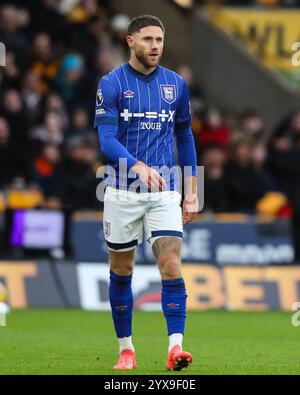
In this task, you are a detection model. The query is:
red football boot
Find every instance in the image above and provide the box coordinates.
[167,345,192,371]
[113,349,137,370]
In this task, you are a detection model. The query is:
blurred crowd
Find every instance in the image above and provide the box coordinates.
[0,0,130,210]
[0,0,300,220]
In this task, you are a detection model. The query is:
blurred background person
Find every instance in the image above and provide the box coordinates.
[202,145,229,212]
[29,32,59,95]
[224,137,273,213]
[29,110,65,156]
[61,134,101,210]
[0,117,32,190]
[198,108,231,151]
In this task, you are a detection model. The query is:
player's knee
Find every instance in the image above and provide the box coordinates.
[110,262,133,276]
[109,249,135,276]
[110,259,134,276]
[159,254,181,279]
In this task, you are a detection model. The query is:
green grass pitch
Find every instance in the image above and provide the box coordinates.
[0,309,299,375]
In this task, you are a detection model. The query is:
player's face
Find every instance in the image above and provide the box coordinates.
[127,26,164,69]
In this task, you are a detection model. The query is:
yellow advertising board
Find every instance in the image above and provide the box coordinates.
[212,8,300,87]
[182,264,300,311]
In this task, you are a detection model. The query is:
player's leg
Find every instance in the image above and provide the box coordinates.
[109,248,137,370]
[103,187,143,369]
[144,191,192,370]
[152,237,192,370]
[153,236,186,345]
[153,237,192,370]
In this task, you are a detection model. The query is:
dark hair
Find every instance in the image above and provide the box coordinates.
[127,15,165,35]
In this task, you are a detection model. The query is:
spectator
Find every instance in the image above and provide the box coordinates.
[30,32,59,94]
[236,109,265,144]
[198,108,231,151]
[45,92,69,130]
[177,64,203,102]
[1,88,29,146]
[0,5,27,65]
[53,53,89,107]
[267,109,300,199]
[33,142,64,203]
[1,51,21,90]
[0,116,32,189]
[268,111,300,261]
[94,47,119,76]
[29,111,65,155]
[85,48,119,107]
[67,0,104,23]
[202,145,229,212]
[68,107,90,134]
[61,134,100,210]
[224,137,272,212]
[21,70,44,127]
[67,14,109,65]
[110,14,131,64]
[252,142,268,172]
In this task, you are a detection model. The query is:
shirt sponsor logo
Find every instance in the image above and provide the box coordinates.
[140,122,162,130]
[120,109,175,122]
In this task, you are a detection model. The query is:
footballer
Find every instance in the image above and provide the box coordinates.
[94,15,198,371]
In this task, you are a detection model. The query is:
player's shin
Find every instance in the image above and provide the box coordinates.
[161,278,187,352]
[109,270,134,352]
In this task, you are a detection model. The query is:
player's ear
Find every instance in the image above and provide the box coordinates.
[127,35,134,48]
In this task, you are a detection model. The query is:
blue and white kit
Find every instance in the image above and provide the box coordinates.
[94,63,197,251]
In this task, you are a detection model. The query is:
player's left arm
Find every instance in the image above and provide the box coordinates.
[175,79,199,225]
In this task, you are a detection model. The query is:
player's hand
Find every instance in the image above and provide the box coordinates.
[182,194,199,225]
[132,161,167,192]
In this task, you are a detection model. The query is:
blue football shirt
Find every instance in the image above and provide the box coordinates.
[94,63,192,191]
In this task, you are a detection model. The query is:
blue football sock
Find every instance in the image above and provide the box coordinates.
[109,270,133,338]
[161,278,187,336]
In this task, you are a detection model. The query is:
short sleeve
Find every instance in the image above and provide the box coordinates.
[93,76,119,128]
[175,79,192,131]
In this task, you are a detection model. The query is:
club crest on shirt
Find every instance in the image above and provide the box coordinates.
[104,221,111,237]
[160,84,176,104]
[96,89,104,106]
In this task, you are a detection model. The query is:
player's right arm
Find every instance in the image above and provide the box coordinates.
[94,76,138,169]
[94,76,165,191]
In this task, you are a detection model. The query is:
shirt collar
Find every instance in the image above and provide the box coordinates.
[125,62,159,83]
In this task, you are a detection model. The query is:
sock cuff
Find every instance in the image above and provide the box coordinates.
[110,270,132,285]
[162,278,185,288]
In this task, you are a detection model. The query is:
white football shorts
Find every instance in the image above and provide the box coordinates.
[103,186,183,251]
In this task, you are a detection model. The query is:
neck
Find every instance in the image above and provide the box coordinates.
[129,54,157,75]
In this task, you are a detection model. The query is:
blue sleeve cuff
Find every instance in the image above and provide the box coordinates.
[176,126,197,172]
[175,119,191,131]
